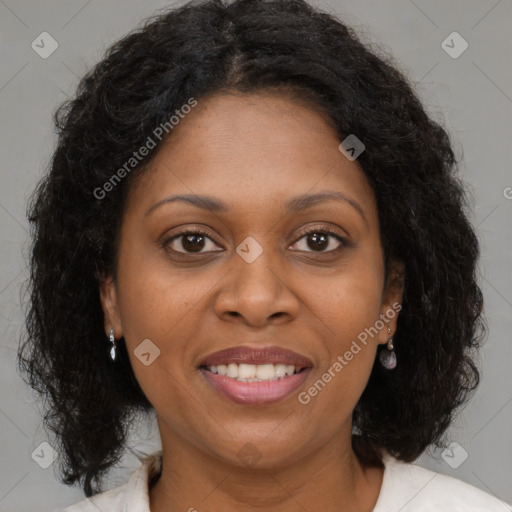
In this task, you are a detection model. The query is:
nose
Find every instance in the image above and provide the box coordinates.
[213,248,300,328]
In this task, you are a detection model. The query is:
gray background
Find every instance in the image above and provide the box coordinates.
[1,0,511,510]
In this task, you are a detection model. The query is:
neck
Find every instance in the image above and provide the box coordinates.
[149,428,384,512]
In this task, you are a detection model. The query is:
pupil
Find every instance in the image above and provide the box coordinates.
[308,233,328,251]
[183,234,205,252]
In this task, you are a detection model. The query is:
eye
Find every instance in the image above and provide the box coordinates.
[163,226,347,255]
[163,229,223,254]
[290,227,347,253]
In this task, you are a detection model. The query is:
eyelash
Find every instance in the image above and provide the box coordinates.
[292,227,347,252]
[162,226,348,255]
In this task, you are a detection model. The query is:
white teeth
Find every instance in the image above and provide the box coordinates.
[207,363,301,381]
[274,364,287,378]
[226,363,238,378]
[256,364,275,379]
[240,364,260,379]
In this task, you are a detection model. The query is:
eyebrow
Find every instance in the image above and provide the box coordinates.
[145,190,367,223]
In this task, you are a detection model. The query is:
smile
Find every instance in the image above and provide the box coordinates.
[205,362,303,381]
[199,364,312,406]
[198,345,313,405]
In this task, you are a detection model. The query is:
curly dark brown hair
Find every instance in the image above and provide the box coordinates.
[18,0,485,497]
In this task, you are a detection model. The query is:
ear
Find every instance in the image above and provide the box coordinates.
[99,274,123,338]
[377,259,405,345]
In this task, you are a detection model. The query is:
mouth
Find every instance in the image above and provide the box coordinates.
[200,362,308,381]
[198,345,313,405]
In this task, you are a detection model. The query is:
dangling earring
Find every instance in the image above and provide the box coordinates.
[109,328,117,362]
[379,326,397,369]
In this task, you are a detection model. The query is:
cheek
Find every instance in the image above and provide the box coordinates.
[114,261,204,414]
[115,235,206,341]
[300,282,382,430]
[113,242,201,394]
[303,251,384,399]
[308,251,384,342]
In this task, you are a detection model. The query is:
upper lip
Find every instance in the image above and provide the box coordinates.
[199,345,313,369]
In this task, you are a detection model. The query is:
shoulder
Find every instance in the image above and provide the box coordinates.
[373,451,511,512]
[60,450,163,512]
[61,483,129,512]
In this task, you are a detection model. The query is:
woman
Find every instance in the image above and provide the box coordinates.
[18,0,511,510]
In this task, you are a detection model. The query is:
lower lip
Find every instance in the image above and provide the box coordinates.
[199,368,312,406]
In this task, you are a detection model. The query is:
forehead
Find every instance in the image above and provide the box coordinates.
[125,91,376,220]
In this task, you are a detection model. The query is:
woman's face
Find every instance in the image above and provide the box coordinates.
[101,90,403,468]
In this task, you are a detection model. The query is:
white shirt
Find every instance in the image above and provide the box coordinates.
[61,450,511,511]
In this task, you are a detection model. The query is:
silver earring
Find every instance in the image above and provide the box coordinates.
[109,328,117,361]
[379,327,397,369]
